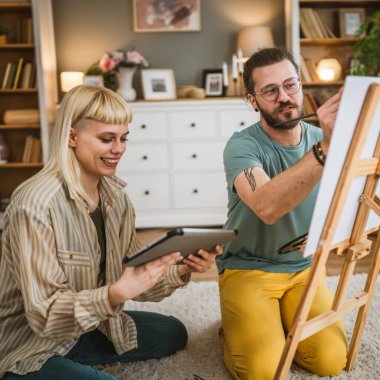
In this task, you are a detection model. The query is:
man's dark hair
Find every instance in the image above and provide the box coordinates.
[243,48,299,94]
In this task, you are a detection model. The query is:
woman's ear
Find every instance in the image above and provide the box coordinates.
[68,128,77,148]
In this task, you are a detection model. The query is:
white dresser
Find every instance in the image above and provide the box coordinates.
[116,98,259,228]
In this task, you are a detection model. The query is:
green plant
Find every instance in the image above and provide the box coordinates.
[0,25,9,35]
[352,11,380,76]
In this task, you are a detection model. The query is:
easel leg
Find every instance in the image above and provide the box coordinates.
[275,250,329,380]
[346,232,380,370]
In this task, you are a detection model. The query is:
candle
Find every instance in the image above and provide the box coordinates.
[232,54,238,81]
[237,49,244,74]
[222,62,229,87]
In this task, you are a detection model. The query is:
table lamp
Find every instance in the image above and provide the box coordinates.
[316,59,342,82]
[237,26,275,60]
[60,71,84,92]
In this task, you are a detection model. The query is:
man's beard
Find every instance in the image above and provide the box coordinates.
[258,101,304,130]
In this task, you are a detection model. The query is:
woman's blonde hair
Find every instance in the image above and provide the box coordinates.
[14,85,132,206]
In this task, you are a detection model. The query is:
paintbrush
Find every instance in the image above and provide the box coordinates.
[271,112,317,127]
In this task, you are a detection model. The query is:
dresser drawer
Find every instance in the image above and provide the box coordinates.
[169,111,217,138]
[172,142,225,170]
[173,172,227,208]
[118,143,169,171]
[119,173,171,210]
[128,112,168,140]
[220,108,259,138]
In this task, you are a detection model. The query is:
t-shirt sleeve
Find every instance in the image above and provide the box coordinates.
[223,132,263,192]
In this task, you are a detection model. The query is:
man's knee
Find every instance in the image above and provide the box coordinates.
[225,347,281,380]
[310,343,347,376]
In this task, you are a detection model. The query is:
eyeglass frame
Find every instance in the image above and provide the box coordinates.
[250,77,302,101]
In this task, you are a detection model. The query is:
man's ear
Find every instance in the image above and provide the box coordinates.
[68,128,78,148]
[248,95,259,112]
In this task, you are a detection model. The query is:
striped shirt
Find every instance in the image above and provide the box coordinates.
[0,172,188,377]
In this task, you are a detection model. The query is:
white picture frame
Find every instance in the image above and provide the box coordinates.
[83,75,104,87]
[141,69,177,100]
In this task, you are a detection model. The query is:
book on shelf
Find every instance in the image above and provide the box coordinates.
[304,58,319,83]
[300,55,312,83]
[19,61,33,89]
[305,93,319,112]
[21,18,33,44]
[1,63,13,89]
[1,63,17,89]
[300,8,336,40]
[29,137,41,162]
[22,135,34,163]
[12,58,24,89]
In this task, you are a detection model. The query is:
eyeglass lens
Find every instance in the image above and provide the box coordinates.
[260,78,300,101]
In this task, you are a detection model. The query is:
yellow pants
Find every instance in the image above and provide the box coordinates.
[218,268,347,380]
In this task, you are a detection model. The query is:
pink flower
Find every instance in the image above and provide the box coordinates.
[126,50,148,66]
[99,53,120,72]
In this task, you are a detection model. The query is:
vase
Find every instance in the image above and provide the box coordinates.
[0,134,10,163]
[116,67,137,101]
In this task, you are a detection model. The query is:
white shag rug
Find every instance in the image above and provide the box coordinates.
[119,274,379,380]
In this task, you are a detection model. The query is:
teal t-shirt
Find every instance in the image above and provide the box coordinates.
[216,121,323,274]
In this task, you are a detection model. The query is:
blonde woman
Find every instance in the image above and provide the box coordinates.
[0,85,221,380]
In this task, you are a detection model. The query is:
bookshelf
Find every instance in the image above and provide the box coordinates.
[286,0,380,109]
[0,0,57,201]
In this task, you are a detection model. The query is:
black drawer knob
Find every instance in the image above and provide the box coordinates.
[240,121,245,126]
[193,189,199,194]
[190,122,196,127]
[192,153,197,159]
[142,155,148,160]
[141,124,147,129]
[144,190,150,195]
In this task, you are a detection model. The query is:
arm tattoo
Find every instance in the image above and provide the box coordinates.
[244,168,257,192]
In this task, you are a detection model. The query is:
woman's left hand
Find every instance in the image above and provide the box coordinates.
[177,245,223,278]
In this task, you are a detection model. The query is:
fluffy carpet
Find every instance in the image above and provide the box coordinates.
[118,274,379,380]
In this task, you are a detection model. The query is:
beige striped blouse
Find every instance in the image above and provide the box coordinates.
[0,173,188,377]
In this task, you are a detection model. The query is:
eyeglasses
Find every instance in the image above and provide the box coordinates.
[251,77,301,101]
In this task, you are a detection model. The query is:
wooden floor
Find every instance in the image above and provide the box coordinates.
[137,228,377,281]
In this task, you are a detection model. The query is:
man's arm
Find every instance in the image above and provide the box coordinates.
[234,89,342,225]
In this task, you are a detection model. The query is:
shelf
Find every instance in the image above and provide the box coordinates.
[0,44,34,50]
[300,0,380,7]
[0,3,31,12]
[0,124,39,130]
[303,81,344,87]
[301,38,359,46]
[0,162,42,169]
[0,88,37,94]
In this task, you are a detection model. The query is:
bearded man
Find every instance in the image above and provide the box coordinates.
[216,48,347,380]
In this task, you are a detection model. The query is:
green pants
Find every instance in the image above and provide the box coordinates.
[3,311,188,380]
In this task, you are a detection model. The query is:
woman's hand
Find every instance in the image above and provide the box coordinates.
[177,245,223,278]
[317,87,343,151]
[108,251,182,307]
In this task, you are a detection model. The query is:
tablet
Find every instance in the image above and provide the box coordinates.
[123,228,238,267]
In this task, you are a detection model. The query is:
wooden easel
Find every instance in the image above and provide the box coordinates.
[275,83,380,379]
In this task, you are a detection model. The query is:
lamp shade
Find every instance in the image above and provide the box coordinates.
[316,59,342,82]
[237,26,275,59]
[60,71,84,92]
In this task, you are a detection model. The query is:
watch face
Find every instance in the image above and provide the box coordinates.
[277,232,308,255]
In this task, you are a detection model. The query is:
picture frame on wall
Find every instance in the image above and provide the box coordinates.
[83,75,104,87]
[202,69,225,97]
[339,8,365,38]
[133,0,201,32]
[141,69,177,100]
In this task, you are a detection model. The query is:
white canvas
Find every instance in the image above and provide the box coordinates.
[304,76,380,257]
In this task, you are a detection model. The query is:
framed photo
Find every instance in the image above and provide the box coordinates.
[133,0,201,32]
[83,75,104,87]
[339,8,365,38]
[141,69,177,100]
[202,69,225,97]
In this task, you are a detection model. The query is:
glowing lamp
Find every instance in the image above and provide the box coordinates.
[316,59,342,82]
[60,71,84,92]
